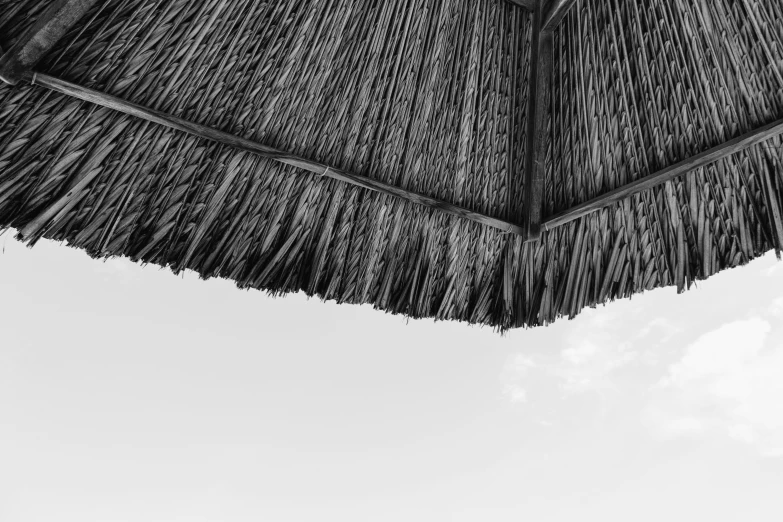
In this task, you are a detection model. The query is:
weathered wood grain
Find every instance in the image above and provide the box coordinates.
[0,0,98,85]
[19,72,528,239]
[543,118,783,230]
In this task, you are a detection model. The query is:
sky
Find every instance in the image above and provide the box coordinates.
[1,228,782,522]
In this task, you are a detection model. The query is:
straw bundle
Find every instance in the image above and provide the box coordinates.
[0,0,781,330]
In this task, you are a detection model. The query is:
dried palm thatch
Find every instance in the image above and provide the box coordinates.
[0,0,781,330]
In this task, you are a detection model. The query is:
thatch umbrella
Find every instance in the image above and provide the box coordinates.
[0,0,781,330]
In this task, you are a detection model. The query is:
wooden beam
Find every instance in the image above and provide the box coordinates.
[543,118,783,231]
[0,0,97,85]
[18,72,528,240]
[506,0,536,10]
[542,0,578,31]
[522,4,552,241]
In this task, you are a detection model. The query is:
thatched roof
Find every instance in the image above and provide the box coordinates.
[0,0,782,330]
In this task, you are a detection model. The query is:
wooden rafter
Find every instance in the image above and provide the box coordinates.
[30,71,778,243]
[0,0,98,85]
[542,0,579,31]
[6,0,780,247]
[18,72,528,240]
[543,118,783,230]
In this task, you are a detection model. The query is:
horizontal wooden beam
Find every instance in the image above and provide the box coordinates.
[18,72,527,239]
[542,0,578,31]
[0,0,98,85]
[543,118,783,231]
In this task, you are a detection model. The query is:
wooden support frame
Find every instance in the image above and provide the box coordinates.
[0,0,98,85]
[5,0,539,240]
[521,0,577,242]
[522,2,553,241]
[18,72,527,239]
[520,0,780,242]
[7,0,780,245]
[15,73,783,258]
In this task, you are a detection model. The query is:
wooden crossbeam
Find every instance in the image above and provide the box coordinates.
[0,0,97,85]
[16,71,783,244]
[18,72,527,240]
[542,0,578,31]
[543,118,783,230]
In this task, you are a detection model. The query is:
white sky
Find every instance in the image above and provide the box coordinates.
[1,229,782,522]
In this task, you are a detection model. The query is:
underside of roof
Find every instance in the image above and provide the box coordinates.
[0,0,781,330]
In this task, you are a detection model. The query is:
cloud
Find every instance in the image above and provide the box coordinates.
[660,318,770,387]
[503,384,528,404]
[555,339,637,394]
[500,355,536,404]
[561,341,600,366]
[768,297,783,319]
[499,254,783,458]
[645,318,783,457]
[654,416,707,438]
[548,307,651,395]
[500,305,674,404]
[763,262,783,277]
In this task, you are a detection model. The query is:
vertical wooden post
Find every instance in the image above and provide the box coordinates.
[523,2,553,241]
[0,0,98,85]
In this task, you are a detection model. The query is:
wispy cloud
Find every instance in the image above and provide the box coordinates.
[503,305,674,400]
[500,253,783,459]
[768,297,783,319]
[503,383,528,404]
[500,355,536,404]
[644,317,783,457]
